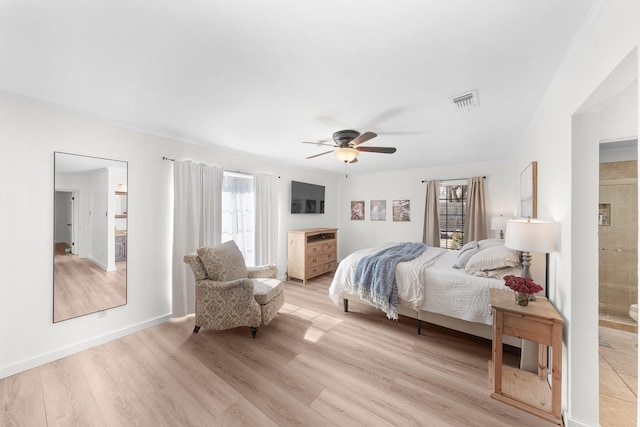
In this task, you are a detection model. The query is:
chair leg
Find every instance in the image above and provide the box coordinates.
[250,326,258,338]
[193,325,201,333]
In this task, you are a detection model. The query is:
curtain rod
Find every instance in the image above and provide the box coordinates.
[163,156,280,178]
[421,176,486,183]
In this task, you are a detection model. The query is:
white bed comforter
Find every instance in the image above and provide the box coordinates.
[417,250,516,325]
[329,244,519,325]
[329,243,447,311]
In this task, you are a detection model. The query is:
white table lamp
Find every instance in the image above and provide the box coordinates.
[491,215,508,239]
[505,218,555,280]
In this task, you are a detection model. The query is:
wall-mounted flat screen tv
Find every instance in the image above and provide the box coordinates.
[291,180,325,214]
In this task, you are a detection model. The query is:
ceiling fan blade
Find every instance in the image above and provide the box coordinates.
[302,141,337,148]
[357,146,397,154]
[306,150,334,159]
[350,131,377,146]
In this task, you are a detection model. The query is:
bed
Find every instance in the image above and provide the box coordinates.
[329,240,524,343]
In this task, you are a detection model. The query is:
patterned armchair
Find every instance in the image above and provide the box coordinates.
[183,240,284,338]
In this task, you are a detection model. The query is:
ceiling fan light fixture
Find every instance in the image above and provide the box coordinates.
[334,147,359,163]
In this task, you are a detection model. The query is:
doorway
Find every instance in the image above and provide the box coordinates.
[599,141,638,327]
[54,191,73,253]
[598,140,638,426]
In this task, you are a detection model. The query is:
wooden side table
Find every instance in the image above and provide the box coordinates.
[490,288,563,425]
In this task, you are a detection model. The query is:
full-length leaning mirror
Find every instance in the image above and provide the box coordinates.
[53,152,128,322]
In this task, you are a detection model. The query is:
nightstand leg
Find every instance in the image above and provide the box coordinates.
[492,308,503,395]
[538,344,548,378]
[551,322,562,419]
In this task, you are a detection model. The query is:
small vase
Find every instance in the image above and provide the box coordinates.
[514,291,530,306]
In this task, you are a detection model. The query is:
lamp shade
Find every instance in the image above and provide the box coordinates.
[490,215,507,231]
[334,147,359,163]
[505,219,555,253]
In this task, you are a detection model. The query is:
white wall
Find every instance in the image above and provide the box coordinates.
[512,1,639,425]
[89,168,109,270]
[600,82,638,142]
[336,161,515,259]
[0,92,338,379]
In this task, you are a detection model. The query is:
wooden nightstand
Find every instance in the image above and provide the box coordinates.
[490,288,563,425]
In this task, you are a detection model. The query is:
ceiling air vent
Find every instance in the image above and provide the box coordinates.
[450,90,479,111]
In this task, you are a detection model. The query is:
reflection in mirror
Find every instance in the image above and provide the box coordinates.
[54,152,127,322]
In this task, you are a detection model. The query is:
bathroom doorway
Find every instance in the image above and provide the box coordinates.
[599,140,638,329]
[598,139,638,426]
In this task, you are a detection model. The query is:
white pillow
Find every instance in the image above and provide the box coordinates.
[477,238,505,251]
[464,245,520,274]
[471,266,523,278]
[453,241,479,269]
[459,241,477,252]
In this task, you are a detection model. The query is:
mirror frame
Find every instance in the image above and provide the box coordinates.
[53,152,128,322]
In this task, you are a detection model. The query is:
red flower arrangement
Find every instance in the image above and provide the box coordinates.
[503,275,543,295]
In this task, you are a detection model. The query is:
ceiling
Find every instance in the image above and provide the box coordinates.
[0,1,599,175]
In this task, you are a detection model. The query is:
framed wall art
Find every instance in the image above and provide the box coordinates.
[520,161,537,218]
[392,199,410,222]
[351,200,365,220]
[370,200,386,221]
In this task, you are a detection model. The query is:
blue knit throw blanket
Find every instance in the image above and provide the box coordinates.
[353,242,427,320]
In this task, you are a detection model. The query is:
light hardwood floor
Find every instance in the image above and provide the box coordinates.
[53,243,126,322]
[2,275,556,426]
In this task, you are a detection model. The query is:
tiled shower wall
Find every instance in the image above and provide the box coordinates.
[599,161,638,320]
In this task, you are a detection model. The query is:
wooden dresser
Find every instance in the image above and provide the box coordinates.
[287,228,338,285]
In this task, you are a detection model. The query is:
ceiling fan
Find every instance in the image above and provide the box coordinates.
[303,129,397,163]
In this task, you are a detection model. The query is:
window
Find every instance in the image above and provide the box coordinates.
[438,182,467,249]
[221,172,255,265]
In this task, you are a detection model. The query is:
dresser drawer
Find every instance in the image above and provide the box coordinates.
[306,264,327,278]
[306,254,324,267]
[308,243,324,256]
[324,251,336,263]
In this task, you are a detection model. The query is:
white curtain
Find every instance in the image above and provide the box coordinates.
[422,180,441,247]
[222,173,255,265]
[254,173,279,265]
[171,160,223,318]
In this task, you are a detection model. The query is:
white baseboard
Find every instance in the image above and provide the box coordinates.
[0,314,172,380]
[88,255,109,271]
[564,417,588,427]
